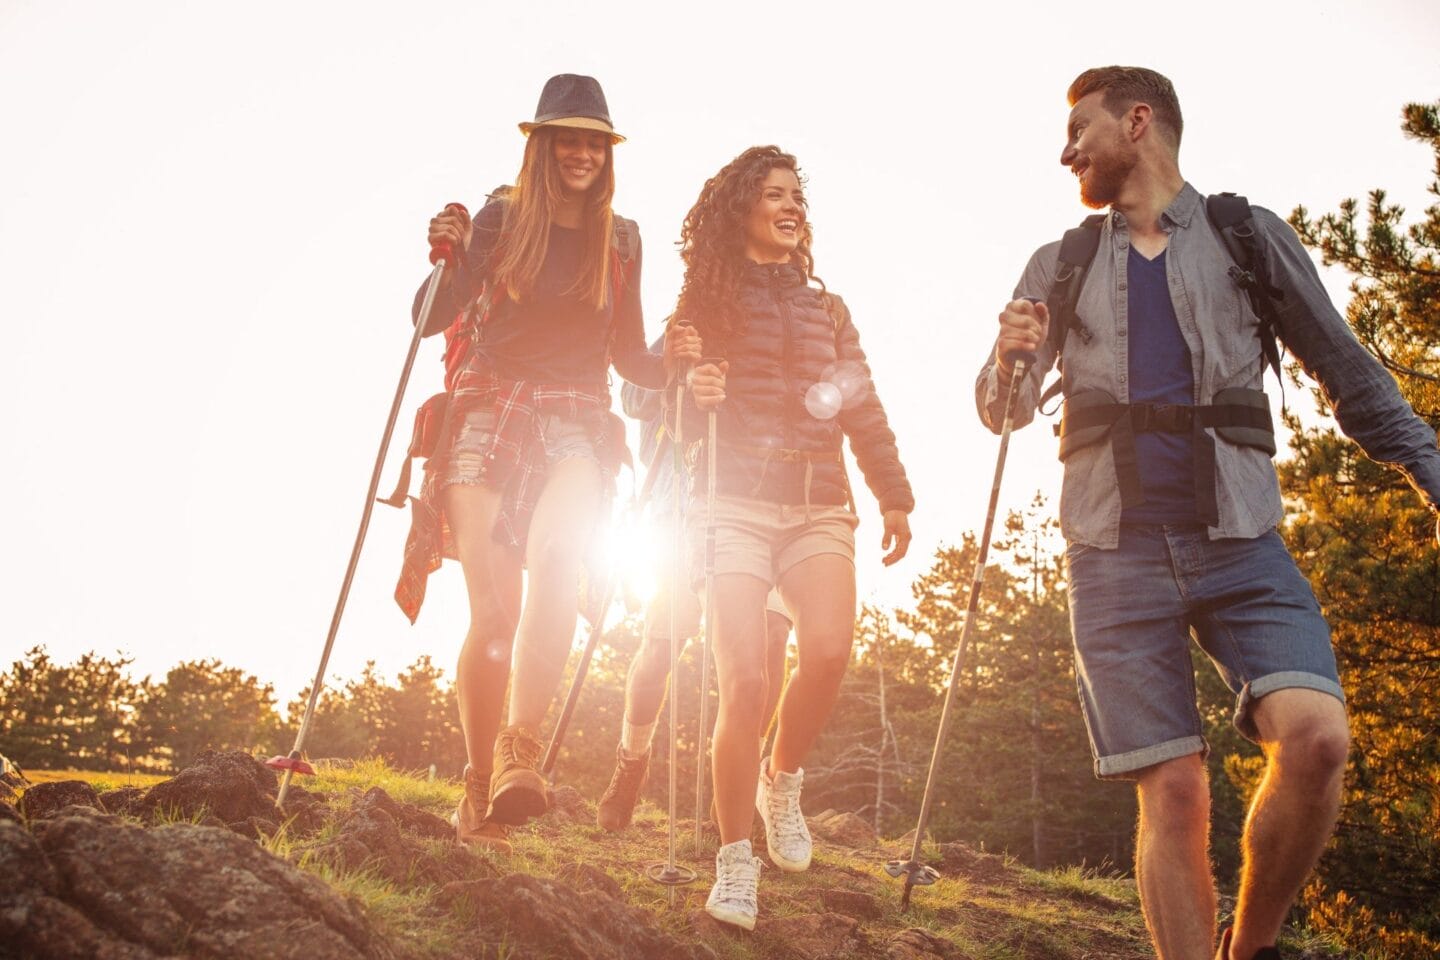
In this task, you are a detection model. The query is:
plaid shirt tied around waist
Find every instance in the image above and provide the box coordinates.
[393,343,624,624]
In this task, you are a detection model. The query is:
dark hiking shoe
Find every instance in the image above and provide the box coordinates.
[450,764,511,853]
[596,746,650,832]
[1216,927,1282,960]
[487,724,548,826]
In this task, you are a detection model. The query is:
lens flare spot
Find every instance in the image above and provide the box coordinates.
[805,381,843,420]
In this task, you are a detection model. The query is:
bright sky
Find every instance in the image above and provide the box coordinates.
[3,0,1438,699]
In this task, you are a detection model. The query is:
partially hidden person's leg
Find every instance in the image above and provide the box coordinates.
[596,566,702,831]
[445,480,523,848]
[489,452,604,824]
[1134,755,1218,960]
[759,600,793,751]
[1190,529,1349,960]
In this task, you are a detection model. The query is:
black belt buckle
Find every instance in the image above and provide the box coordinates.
[1133,403,1193,433]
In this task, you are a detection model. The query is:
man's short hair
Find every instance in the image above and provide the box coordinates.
[1068,66,1183,147]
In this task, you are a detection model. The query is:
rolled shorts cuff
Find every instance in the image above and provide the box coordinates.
[1235,671,1346,741]
[1095,735,1207,781]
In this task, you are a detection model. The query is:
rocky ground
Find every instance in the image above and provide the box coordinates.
[0,753,1340,960]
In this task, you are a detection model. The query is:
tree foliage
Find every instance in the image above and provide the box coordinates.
[1277,100,1440,956]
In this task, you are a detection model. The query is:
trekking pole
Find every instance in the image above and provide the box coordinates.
[884,349,1036,907]
[694,373,720,856]
[646,356,697,897]
[270,205,468,809]
[541,438,668,781]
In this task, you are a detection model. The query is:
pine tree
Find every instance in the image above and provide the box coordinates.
[1280,100,1440,955]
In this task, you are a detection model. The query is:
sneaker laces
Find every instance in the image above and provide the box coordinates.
[766,780,808,847]
[714,858,760,904]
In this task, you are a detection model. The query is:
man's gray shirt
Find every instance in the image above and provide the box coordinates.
[975,182,1440,548]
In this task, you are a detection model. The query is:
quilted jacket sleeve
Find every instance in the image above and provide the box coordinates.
[832,295,915,514]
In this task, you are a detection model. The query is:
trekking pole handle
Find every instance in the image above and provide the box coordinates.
[428,202,470,266]
[1001,349,1037,374]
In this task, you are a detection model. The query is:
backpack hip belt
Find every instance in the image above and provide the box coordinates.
[1057,390,1276,527]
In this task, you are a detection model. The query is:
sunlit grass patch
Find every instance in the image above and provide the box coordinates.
[303,757,459,813]
[25,768,170,791]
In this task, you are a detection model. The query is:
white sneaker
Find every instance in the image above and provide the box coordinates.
[705,839,761,930]
[756,759,813,872]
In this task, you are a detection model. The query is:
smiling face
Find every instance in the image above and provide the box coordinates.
[1060,91,1138,209]
[551,127,610,197]
[742,166,806,264]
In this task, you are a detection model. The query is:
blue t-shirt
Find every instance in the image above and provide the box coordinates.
[1121,246,1197,524]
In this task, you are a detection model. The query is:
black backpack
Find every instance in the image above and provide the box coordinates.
[1038,192,1285,411]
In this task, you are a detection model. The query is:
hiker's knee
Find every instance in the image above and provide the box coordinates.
[719,667,768,722]
[1136,756,1209,829]
[1273,716,1350,788]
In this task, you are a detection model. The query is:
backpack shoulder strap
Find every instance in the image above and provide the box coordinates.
[1038,213,1107,410]
[611,215,637,264]
[1204,192,1284,384]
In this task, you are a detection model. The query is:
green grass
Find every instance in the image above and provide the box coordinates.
[30,763,1163,959]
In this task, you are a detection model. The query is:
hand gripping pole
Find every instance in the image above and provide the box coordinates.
[884,351,1035,906]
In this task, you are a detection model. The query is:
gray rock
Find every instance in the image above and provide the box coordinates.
[18,780,102,821]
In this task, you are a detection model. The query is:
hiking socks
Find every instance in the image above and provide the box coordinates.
[620,719,656,759]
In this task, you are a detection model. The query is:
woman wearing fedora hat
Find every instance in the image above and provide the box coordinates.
[679,146,914,928]
[398,74,700,851]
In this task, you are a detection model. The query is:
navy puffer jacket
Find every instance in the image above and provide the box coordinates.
[687,260,914,515]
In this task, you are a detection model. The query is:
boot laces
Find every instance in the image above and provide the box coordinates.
[501,730,540,767]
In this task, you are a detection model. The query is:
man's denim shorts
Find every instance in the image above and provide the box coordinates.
[443,408,598,487]
[1065,524,1344,780]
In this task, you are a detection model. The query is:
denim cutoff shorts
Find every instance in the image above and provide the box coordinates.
[1065,524,1343,780]
[442,408,599,487]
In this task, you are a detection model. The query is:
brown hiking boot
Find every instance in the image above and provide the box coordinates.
[487,724,548,825]
[596,746,650,831]
[451,765,511,853]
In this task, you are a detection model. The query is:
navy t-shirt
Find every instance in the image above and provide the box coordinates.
[1122,246,1197,524]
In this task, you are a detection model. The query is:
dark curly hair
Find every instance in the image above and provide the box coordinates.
[673,145,827,347]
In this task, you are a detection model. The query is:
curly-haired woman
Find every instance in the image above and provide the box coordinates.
[397,75,699,852]
[679,146,914,928]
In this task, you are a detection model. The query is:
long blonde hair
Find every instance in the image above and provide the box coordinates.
[492,127,616,310]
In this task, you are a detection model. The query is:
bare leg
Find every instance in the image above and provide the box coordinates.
[1134,754,1216,960]
[759,611,792,746]
[709,573,772,845]
[623,579,700,727]
[1229,689,1348,959]
[445,484,523,777]
[771,555,856,776]
[508,456,604,727]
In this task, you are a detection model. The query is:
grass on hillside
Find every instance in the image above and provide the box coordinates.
[32,760,1156,960]
[27,762,1352,960]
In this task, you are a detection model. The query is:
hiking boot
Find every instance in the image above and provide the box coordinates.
[1216,928,1282,960]
[596,746,649,832]
[705,839,762,930]
[487,724,548,825]
[755,759,812,872]
[450,764,511,853]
